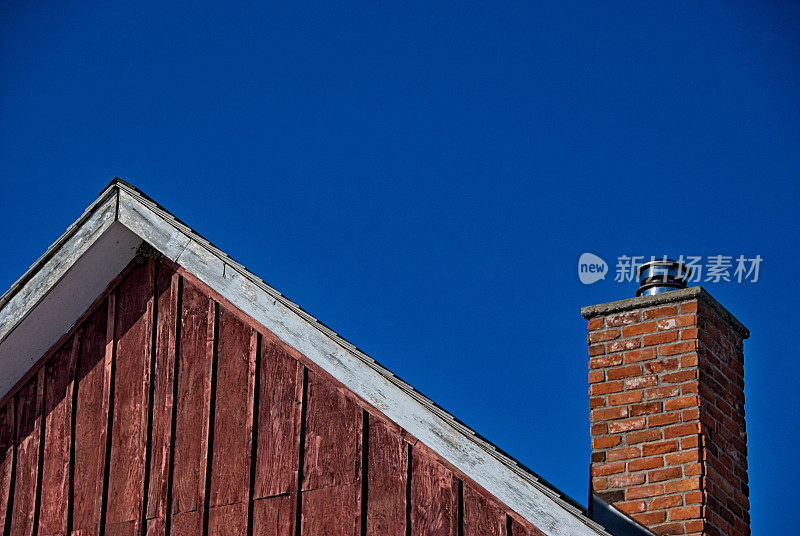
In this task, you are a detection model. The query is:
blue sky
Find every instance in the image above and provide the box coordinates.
[1,1,798,533]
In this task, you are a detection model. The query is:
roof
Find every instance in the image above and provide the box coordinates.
[0,179,625,536]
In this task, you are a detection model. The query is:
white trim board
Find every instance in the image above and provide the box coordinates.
[0,181,611,536]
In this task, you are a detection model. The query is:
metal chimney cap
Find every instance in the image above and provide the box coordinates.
[636,259,691,297]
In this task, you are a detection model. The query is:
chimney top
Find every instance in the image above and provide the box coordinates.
[635,259,690,297]
[581,286,749,339]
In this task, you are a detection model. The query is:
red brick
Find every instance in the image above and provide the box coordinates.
[630,401,662,416]
[642,440,679,456]
[680,302,698,314]
[656,318,678,331]
[590,381,624,395]
[648,466,682,482]
[626,483,664,499]
[665,477,700,493]
[658,341,696,356]
[589,329,621,343]
[680,354,698,367]
[684,462,702,476]
[684,519,704,533]
[625,375,658,390]
[681,408,700,421]
[589,344,606,356]
[588,318,604,331]
[628,456,664,471]
[684,491,703,505]
[607,311,640,327]
[662,370,697,384]
[623,322,657,337]
[627,429,661,444]
[589,397,605,409]
[607,446,641,461]
[657,315,697,331]
[588,370,605,384]
[591,406,628,421]
[591,423,607,436]
[643,306,678,319]
[589,354,622,369]
[664,396,699,411]
[609,391,643,406]
[592,461,626,476]
[633,511,667,525]
[646,386,680,400]
[617,500,647,514]
[664,422,700,439]
[592,435,621,449]
[649,412,680,427]
[624,347,657,364]
[669,506,702,521]
[644,331,679,346]
[650,495,683,510]
[665,449,700,465]
[609,339,642,353]
[607,364,643,380]
[680,436,699,449]
[609,417,646,433]
[650,522,685,535]
[592,477,608,490]
[680,328,699,340]
[610,473,646,487]
[645,358,680,374]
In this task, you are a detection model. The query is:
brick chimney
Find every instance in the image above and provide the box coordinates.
[582,287,750,536]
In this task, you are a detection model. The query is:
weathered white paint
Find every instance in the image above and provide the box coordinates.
[0,220,142,396]
[0,181,610,536]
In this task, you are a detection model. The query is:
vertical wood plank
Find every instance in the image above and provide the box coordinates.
[463,484,505,536]
[0,400,12,533]
[300,373,361,536]
[145,264,179,534]
[170,280,214,536]
[207,308,255,536]
[105,260,155,536]
[302,374,361,491]
[10,368,44,536]
[95,292,117,533]
[366,418,408,536]
[39,334,80,536]
[72,302,110,536]
[252,496,294,536]
[301,484,359,536]
[410,447,458,536]
[253,335,303,499]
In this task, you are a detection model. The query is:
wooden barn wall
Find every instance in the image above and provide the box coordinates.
[0,257,547,536]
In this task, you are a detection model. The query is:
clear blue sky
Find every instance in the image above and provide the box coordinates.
[1,2,798,533]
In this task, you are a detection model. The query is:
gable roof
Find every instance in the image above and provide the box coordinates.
[0,179,613,536]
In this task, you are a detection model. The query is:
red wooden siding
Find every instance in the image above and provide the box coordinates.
[39,334,79,536]
[72,303,111,536]
[144,265,179,535]
[0,256,548,536]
